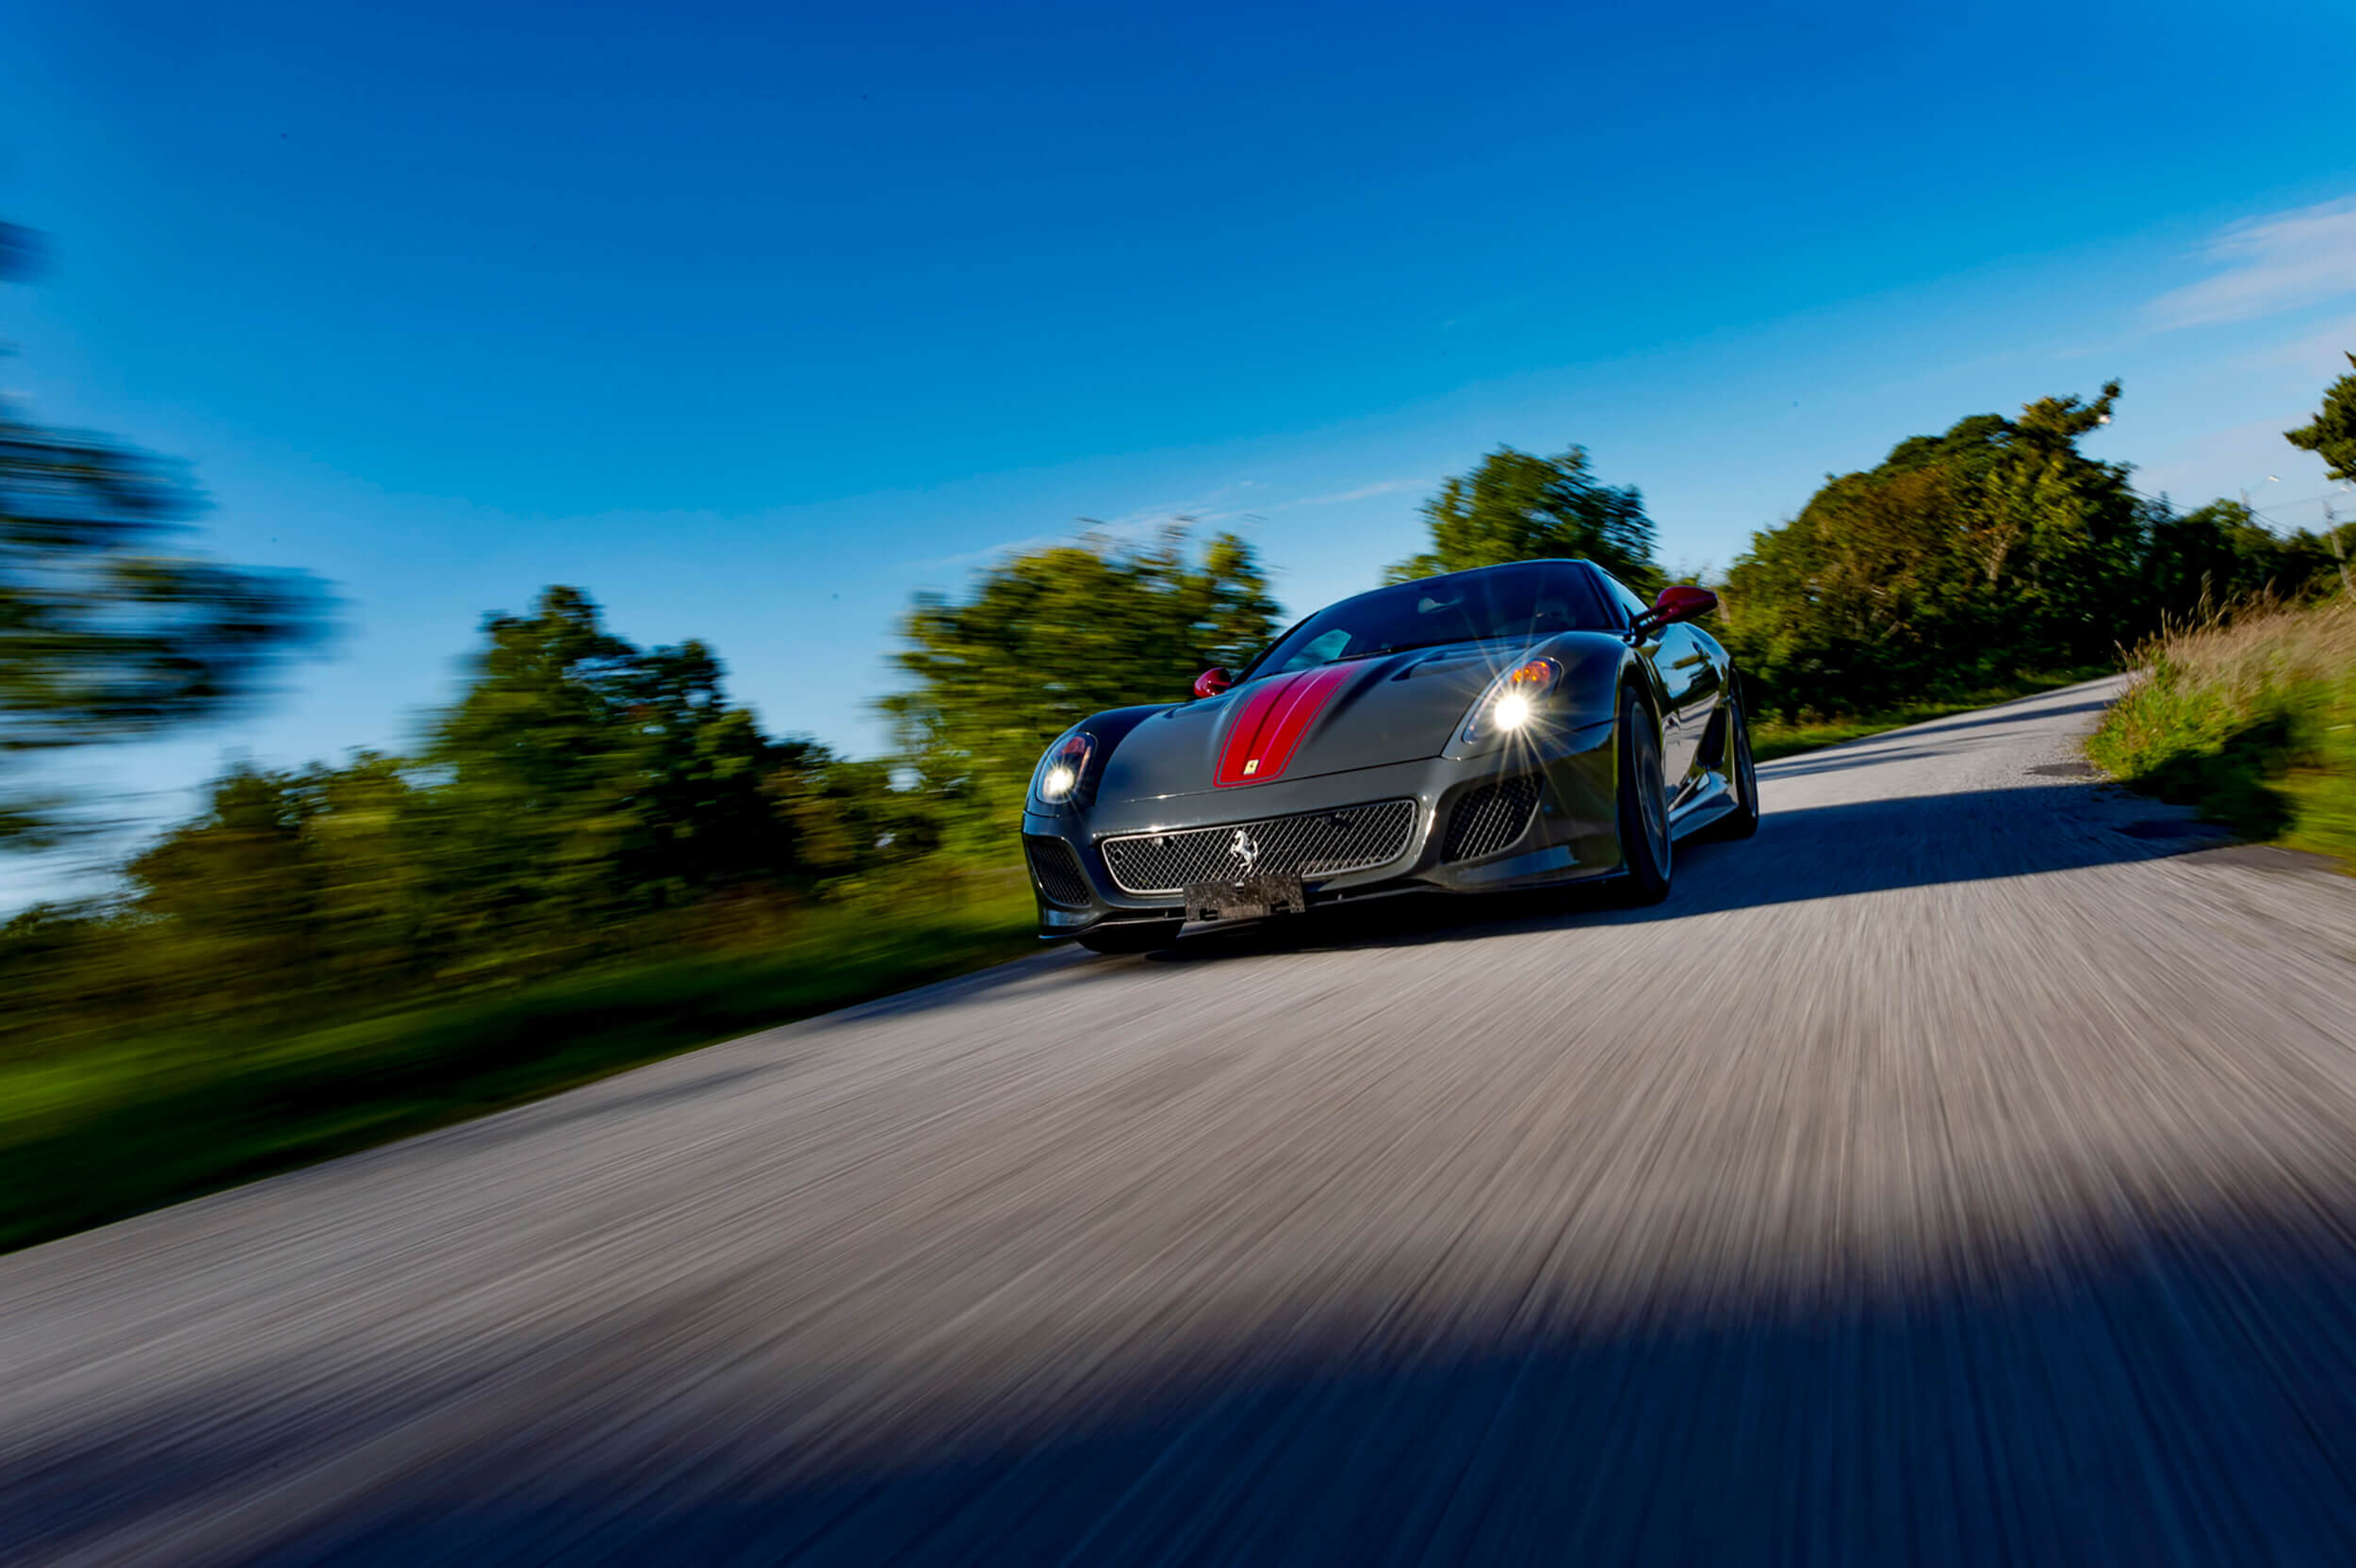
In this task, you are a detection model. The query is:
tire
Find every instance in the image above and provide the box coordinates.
[1613,689,1673,906]
[1076,920,1184,956]
[1698,680,1760,841]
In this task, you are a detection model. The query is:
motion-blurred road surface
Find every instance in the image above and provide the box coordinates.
[8,678,2356,1563]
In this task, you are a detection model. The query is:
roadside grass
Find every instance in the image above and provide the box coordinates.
[1751,670,2105,764]
[2086,595,2355,870]
[0,883,1038,1253]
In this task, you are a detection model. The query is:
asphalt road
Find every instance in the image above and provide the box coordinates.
[8,677,2356,1565]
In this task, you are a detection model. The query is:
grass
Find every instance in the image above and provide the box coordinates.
[2086,595,2356,869]
[1751,670,2106,764]
[0,883,1039,1253]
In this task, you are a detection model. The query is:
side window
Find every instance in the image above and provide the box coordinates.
[1590,565,1651,629]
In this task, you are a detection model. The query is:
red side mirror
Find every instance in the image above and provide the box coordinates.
[1192,667,1235,699]
[1640,584,1718,631]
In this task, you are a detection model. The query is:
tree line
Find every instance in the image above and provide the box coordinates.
[1720,382,2350,718]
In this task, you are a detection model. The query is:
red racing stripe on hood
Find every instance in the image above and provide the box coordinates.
[1213,673,1300,787]
[1215,663,1354,786]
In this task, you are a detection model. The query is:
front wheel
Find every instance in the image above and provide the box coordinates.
[1076,920,1184,956]
[1613,690,1673,905]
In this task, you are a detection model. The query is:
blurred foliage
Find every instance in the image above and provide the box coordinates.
[0,884,1037,1252]
[3,586,944,1062]
[885,529,1280,848]
[1717,384,2351,721]
[2285,351,2356,483]
[1,395,326,845]
[1385,444,1659,592]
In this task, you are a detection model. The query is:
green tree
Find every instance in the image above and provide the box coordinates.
[617,637,795,900]
[763,745,939,884]
[1385,445,1658,591]
[116,586,925,1009]
[1715,463,1961,716]
[2286,352,2356,482]
[424,586,811,946]
[0,400,327,844]
[1720,383,2138,717]
[421,586,643,947]
[128,764,332,1002]
[885,529,1279,846]
[1980,383,2143,659]
[2141,498,2311,623]
[294,752,443,983]
[123,751,464,1009]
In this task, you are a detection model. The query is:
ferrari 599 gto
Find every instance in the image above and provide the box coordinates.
[1020,558,1757,953]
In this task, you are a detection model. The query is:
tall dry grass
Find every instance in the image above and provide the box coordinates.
[2088,593,2355,864]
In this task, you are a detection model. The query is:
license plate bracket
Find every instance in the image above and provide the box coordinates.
[1184,873,1306,923]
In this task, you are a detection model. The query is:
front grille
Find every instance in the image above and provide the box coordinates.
[1023,835,1094,907]
[1442,775,1543,862]
[1099,798,1418,895]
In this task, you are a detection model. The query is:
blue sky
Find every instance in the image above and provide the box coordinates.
[5,0,2356,903]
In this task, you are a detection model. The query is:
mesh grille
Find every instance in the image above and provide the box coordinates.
[1023,836,1094,907]
[1442,775,1543,862]
[1100,798,1418,895]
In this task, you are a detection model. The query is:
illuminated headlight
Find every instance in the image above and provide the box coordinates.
[1032,731,1095,805]
[1462,659,1562,743]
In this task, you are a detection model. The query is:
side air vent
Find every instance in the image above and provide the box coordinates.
[1443,775,1543,862]
[1023,836,1094,907]
[1696,701,1729,769]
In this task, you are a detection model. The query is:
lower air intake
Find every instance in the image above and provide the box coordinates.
[1443,775,1543,862]
[1023,836,1094,907]
[1100,798,1418,895]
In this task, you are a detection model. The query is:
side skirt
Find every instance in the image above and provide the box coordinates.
[1667,768,1740,840]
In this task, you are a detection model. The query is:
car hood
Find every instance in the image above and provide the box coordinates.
[1096,640,1527,803]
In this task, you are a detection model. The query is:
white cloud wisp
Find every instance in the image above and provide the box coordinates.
[2149,195,2356,330]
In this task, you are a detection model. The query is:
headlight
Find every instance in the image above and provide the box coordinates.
[1461,658,1562,743]
[1031,731,1095,805]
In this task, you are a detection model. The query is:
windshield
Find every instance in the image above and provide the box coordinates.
[1249,561,1611,677]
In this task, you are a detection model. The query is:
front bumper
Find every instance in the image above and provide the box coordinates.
[1022,716,1620,937]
